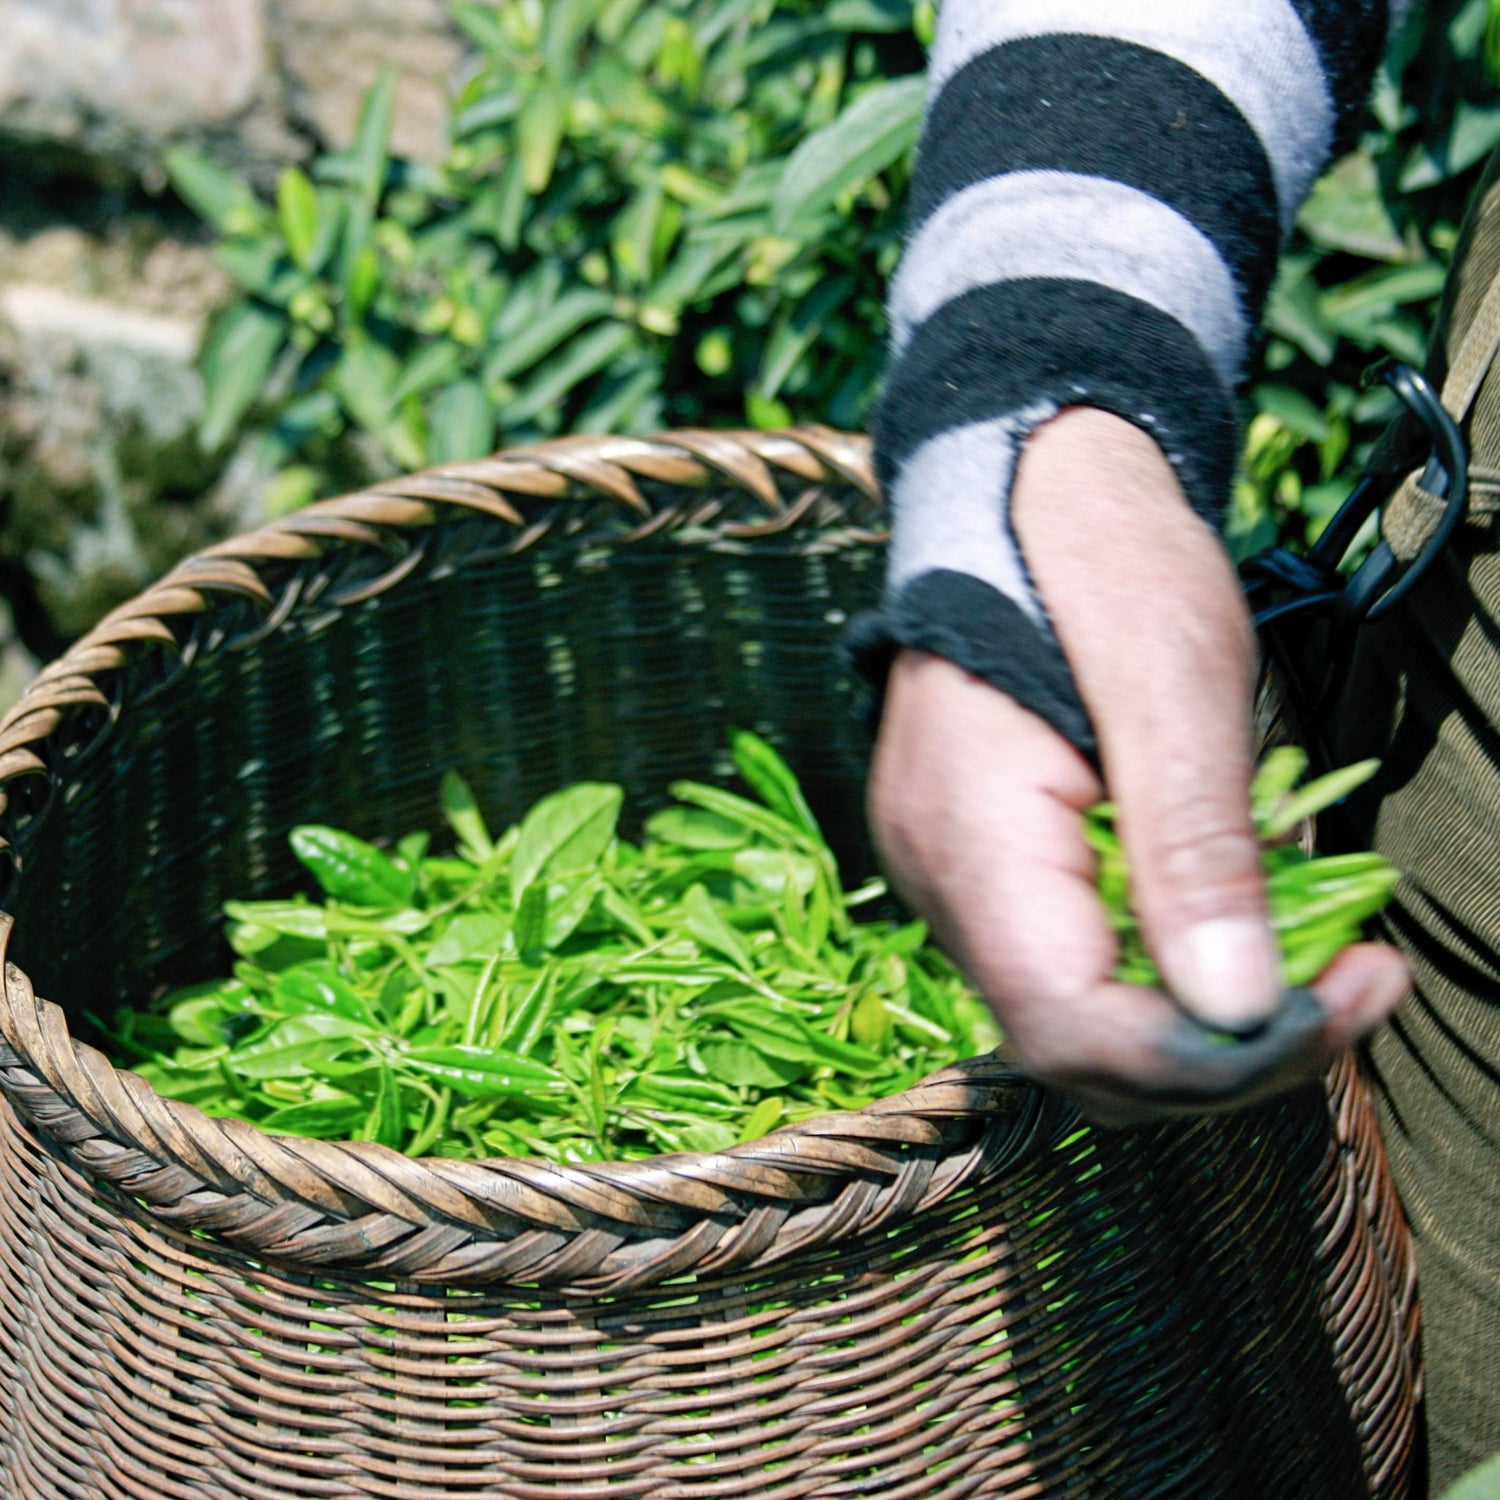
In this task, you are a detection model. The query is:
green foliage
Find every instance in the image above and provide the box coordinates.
[170,0,925,484]
[175,0,1500,555]
[1227,0,1500,559]
[111,732,998,1162]
[1089,749,1399,993]
[111,735,1398,1162]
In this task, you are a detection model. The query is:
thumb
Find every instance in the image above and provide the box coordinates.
[1014,409,1281,1031]
[1105,675,1281,1032]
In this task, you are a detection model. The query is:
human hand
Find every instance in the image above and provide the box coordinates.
[868,409,1410,1122]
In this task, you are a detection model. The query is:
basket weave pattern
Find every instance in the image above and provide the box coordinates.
[0,429,1420,1497]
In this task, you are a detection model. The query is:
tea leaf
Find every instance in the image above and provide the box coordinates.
[511,782,624,897]
[514,880,549,957]
[683,883,753,971]
[1103,756,1398,992]
[1260,759,1382,840]
[290,826,415,908]
[262,1098,367,1138]
[1250,746,1310,827]
[699,1039,807,1088]
[441,771,494,861]
[229,1014,375,1080]
[272,964,377,1026]
[426,913,511,968]
[730,729,821,837]
[737,1095,785,1142]
[644,806,747,850]
[402,1045,567,1101]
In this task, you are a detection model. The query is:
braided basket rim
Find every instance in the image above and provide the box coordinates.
[0,425,1057,1291]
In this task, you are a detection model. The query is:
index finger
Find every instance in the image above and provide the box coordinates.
[932,711,1332,1114]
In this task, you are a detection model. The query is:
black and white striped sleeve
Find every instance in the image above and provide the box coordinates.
[855,0,1397,756]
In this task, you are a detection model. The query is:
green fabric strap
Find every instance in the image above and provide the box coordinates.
[1386,157,1500,561]
[1325,143,1500,1493]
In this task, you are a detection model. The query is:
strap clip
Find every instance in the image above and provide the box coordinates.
[1241,362,1467,632]
[1239,363,1468,762]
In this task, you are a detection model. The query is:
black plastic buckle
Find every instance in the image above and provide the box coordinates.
[1239,363,1468,757]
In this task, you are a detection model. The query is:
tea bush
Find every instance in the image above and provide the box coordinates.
[168,0,931,509]
[1229,0,1500,557]
[168,0,1500,551]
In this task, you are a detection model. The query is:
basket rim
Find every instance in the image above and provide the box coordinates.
[0,424,1057,1291]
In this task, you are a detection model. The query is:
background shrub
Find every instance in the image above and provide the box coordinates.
[170,0,1500,557]
[168,0,930,510]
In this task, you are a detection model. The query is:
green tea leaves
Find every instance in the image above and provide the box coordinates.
[1100,754,1398,992]
[1250,746,1311,827]
[731,728,821,836]
[291,826,416,908]
[644,806,746,850]
[401,1045,567,1101]
[114,735,994,1163]
[710,999,883,1076]
[263,1097,367,1138]
[426,913,511,968]
[699,1038,807,1089]
[273,964,377,1026]
[161,979,251,1045]
[441,769,495,861]
[511,782,623,897]
[228,1013,375,1080]
[120,736,1397,1159]
[683,883,754,971]
[1259,758,1381,840]
[513,880,550,956]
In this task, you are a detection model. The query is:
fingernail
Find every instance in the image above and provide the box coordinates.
[1365,963,1413,1018]
[1168,917,1282,1032]
[1318,955,1411,1028]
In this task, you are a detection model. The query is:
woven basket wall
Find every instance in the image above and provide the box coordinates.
[0,429,1420,1499]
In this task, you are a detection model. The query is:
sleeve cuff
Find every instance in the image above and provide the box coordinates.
[847,569,1099,762]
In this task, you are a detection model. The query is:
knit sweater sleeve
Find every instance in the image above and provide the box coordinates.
[855,0,1399,757]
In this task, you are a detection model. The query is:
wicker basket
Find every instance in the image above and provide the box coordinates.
[0,429,1420,1499]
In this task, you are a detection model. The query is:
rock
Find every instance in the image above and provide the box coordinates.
[274,0,465,162]
[0,276,201,637]
[0,195,227,447]
[0,192,234,318]
[0,234,273,641]
[0,0,303,182]
[1,284,200,382]
[0,0,467,181]
[0,0,472,650]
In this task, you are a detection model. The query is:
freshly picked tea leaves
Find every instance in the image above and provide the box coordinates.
[109,738,1397,1161]
[1089,746,1400,990]
[112,732,1000,1162]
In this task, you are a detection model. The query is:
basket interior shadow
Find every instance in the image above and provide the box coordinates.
[0,431,1419,1500]
[3,484,881,1015]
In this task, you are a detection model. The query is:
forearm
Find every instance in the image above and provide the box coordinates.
[861,0,1398,753]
